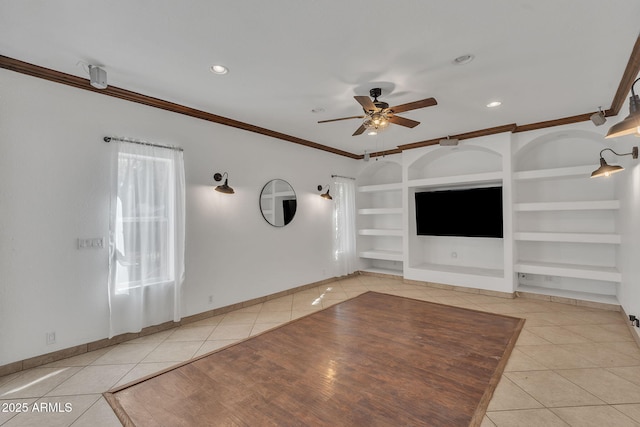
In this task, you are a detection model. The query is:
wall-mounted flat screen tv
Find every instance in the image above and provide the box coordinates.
[415,186,503,238]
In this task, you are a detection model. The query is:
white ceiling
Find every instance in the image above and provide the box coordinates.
[2,1,639,156]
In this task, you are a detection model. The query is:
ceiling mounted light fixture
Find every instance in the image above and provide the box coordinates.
[486,101,502,108]
[590,146,638,178]
[213,172,234,194]
[590,107,607,126]
[317,185,332,200]
[210,65,229,75]
[606,78,640,138]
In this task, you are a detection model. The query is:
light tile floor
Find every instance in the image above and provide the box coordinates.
[1,275,640,426]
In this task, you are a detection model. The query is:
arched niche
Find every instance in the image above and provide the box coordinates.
[407,145,502,181]
[514,129,608,171]
[357,160,402,186]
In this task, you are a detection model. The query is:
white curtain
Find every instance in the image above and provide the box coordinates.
[107,141,185,338]
[333,177,357,276]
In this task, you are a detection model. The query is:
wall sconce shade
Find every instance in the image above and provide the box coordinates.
[590,147,638,178]
[317,185,332,200]
[606,78,640,138]
[213,172,235,194]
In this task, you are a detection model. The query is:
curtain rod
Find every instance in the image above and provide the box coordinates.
[331,174,355,180]
[103,136,184,152]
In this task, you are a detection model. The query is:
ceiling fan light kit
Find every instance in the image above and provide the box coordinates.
[319,87,437,136]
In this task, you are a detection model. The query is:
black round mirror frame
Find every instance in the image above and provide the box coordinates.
[259,179,297,227]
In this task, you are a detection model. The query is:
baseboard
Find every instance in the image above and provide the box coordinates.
[0,275,346,378]
[402,278,515,300]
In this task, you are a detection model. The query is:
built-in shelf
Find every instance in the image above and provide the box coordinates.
[514,200,620,212]
[360,266,403,277]
[410,262,504,279]
[359,250,403,262]
[514,232,621,244]
[358,208,403,215]
[513,165,594,181]
[358,229,403,236]
[357,183,402,193]
[516,284,618,305]
[515,260,621,282]
[407,171,503,189]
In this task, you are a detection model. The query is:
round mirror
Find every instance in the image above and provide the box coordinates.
[259,179,297,227]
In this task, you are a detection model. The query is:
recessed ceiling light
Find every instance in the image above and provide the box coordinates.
[210,65,228,75]
[311,107,325,113]
[453,54,474,65]
[486,101,502,108]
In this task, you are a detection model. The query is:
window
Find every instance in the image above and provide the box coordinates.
[113,152,176,293]
[107,140,185,337]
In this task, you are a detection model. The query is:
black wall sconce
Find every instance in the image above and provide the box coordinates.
[214,172,235,194]
[318,185,332,200]
[590,147,638,178]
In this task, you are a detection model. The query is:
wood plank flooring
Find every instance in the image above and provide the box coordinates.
[105,291,524,426]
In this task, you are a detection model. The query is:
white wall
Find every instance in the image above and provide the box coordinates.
[0,69,356,365]
[615,133,640,330]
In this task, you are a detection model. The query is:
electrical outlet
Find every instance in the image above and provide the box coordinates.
[208,295,213,304]
[78,237,104,249]
[46,332,56,345]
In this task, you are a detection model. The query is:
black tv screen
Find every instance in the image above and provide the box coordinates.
[415,186,503,238]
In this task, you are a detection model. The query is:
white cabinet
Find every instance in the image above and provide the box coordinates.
[356,161,403,276]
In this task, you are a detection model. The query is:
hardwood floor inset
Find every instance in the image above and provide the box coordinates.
[105,292,524,426]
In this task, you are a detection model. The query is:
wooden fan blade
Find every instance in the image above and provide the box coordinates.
[389,97,437,114]
[317,116,365,124]
[354,95,377,112]
[388,115,420,128]
[352,124,367,136]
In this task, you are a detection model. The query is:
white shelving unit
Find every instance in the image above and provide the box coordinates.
[358,229,403,236]
[514,232,621,244]
[356,161,404,276]
[513,133,621,303]
[407,171,503,189]
[514,200,620,211]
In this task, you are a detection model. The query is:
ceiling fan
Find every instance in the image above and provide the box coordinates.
[318,88,437,136]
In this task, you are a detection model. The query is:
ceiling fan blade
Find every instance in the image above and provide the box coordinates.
[317,115,365,124]
[389,97,437,114]
[354,95,377,112]
[352,124,367,136]
[388,115,420,128]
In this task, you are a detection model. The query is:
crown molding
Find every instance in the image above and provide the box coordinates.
[0,55,360,159]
